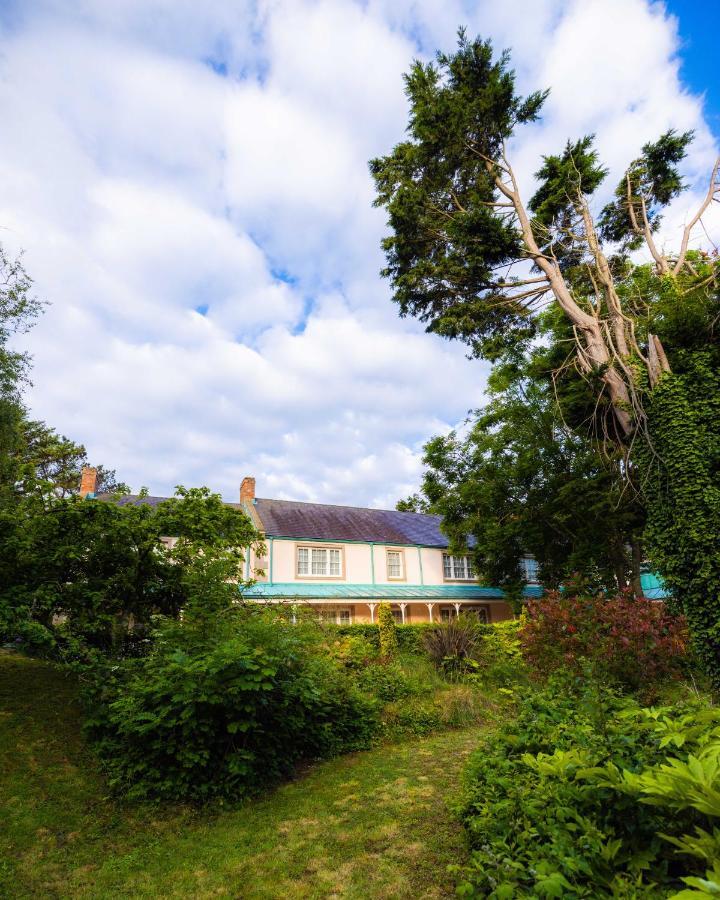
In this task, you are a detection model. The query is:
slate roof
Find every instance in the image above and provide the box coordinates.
[243,583,544,601]
[252,497,456,547]
[101,492,465,549]
[97,493,243,511]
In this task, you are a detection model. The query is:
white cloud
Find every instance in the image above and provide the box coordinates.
[0,0,717,507]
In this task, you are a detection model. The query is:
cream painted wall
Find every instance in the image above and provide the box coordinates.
[247,538,479,587]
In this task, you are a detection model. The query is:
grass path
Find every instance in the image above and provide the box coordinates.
[1,653,481,899]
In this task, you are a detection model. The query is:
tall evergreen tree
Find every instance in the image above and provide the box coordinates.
[372,32,720,682]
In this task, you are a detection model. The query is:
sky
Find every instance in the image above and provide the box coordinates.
[0,0,718,508]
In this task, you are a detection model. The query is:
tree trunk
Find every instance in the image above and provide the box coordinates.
[630,539,643,599]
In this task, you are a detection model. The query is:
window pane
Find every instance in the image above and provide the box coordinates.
[387,551,402,578]
[328,549,341,576]
[297,547,309,575]
[443,554,452,578]
[440,608,452,622]
[311,548,327,575]
[453,557,465,579]
[522,556,539,582]
[467,557,476,578]
[337,609,351,624]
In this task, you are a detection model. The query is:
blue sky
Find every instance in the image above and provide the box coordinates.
[0,0,717,507]
[665,0,720,139]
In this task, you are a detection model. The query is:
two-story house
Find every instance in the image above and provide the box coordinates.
[81,469,542,623]
[238,477,540,623]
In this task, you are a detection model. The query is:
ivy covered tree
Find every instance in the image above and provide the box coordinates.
[372,32,720,683]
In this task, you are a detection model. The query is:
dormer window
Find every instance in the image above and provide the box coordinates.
[442,553,475,581]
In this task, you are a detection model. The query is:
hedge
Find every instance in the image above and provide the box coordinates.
[333,621,501,655]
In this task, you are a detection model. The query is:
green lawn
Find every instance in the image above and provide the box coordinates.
[1,652,483,898]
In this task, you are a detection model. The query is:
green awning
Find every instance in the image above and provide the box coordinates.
[242,582,543,601]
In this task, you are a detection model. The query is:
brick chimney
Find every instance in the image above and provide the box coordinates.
[240,476,256,505]
[79,466,98,497]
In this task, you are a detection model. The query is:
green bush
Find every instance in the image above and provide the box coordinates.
[334,623,435,654]
[457,675,720,897]
[326,632,378,670]
[356,663,414,702]
[423,614,483,679]
[472,619,526,687]
[84,606,380,803]
[377,602,399,659]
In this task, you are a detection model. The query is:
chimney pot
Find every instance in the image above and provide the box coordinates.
[240,476,256,505]
[80,466,98,497]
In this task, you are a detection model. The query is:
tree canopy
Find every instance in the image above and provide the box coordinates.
[374,31,720,684]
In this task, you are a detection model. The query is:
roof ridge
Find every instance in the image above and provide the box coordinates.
[255,497,440,518]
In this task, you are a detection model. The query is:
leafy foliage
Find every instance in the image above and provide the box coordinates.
[0,246,44,510]
[423,614,483,679]
[356,663,414,702]
[520,592,689,694]
[84,605,379,802]
[374,30,720,686]
[334,622,436,655]
[377,601,399,659]
[417,339,646,596]
[0,487,260,660]
[457,678,720,897]
[370,30,546,359]
[599,130,695,252]
[639,355,720,690]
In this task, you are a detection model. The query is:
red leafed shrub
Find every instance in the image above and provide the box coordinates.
[519,592,689,692]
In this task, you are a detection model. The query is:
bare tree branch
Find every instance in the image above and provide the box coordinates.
[674,156,720,275]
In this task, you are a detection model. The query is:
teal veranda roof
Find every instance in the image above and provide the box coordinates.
[242,583,543,601]
[640,572,671,600]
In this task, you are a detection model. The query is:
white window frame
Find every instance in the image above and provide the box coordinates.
[442,553,476,581]
[296,544,344,579]
[317,607,352,625]
[385,549,405,580]
[520,555,540,584]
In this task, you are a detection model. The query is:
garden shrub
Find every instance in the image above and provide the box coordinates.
[520,592,689,694]
[356,662,413,701]
[377,602,399,659]
[334,623,435,655]
[471,619,526,687]
[423,614,483,679]
[84,605,379,802]
[457,675,720,897]
[326,632,378,670]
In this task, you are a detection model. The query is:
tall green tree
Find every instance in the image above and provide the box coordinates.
[0,487,262,658]
[18,419,128,502]
[0,246,43,507]
[410,334,646,602]
[372,32,720,681]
